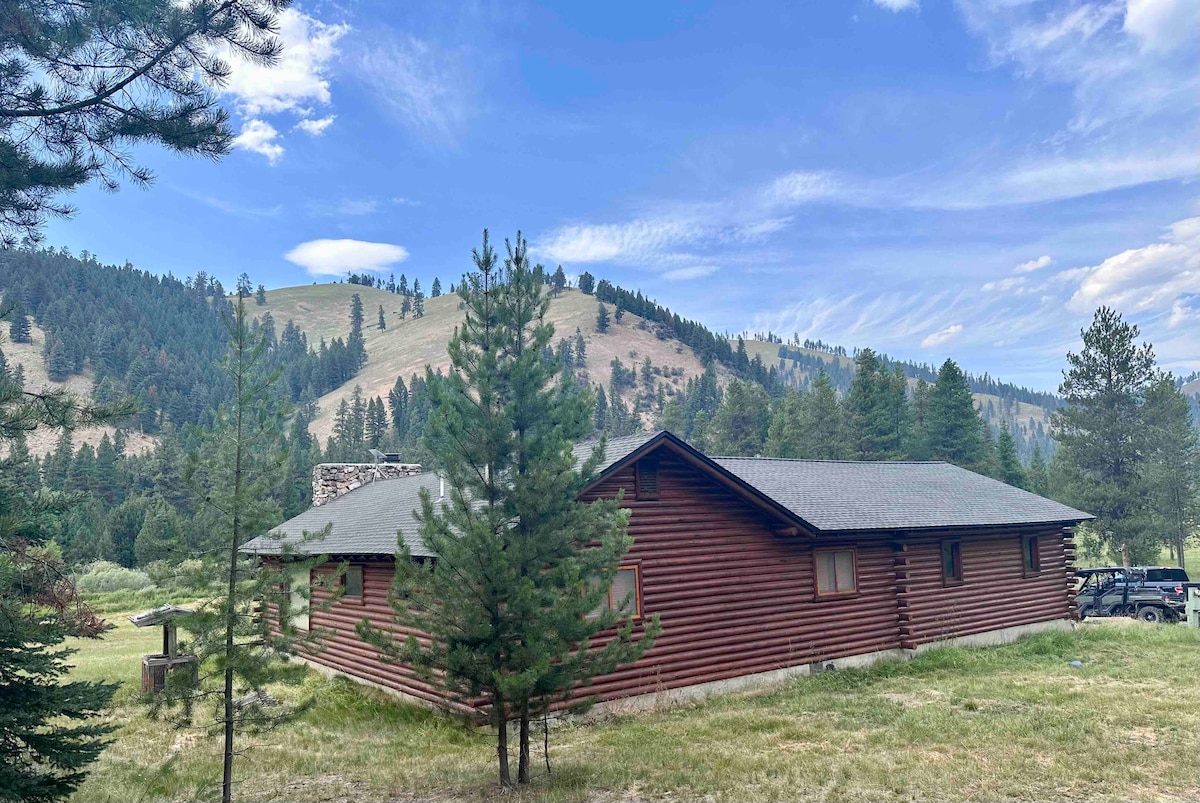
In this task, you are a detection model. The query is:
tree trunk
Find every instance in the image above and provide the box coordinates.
[1121,541,1131,568]
[494,691,511,788]
[222,311,247,803]
[1178,532,1187,570]
[517,701,531,784]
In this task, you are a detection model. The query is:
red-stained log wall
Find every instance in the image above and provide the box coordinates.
[274,450,1074,715]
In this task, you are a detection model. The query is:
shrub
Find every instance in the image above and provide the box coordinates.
[75,561,154,593]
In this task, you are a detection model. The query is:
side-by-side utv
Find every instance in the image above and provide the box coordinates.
[1073,567,1184,623]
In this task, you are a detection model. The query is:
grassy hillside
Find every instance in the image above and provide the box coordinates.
[2,319,154,456]
[258,285,720,445]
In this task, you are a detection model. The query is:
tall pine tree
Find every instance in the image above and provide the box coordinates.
[359,231,657,787]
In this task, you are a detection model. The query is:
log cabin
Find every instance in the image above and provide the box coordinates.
[243,430,1091,714]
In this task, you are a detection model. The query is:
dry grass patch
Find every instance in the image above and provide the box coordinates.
[68,615,1200,803]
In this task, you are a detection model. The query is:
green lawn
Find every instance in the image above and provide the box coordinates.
[68,614,1200,803]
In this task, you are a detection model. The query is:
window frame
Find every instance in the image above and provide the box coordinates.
[813,547,859,600]
[941,540,964,586]
[341,564,365,603]
[635,459,660,501]
[1021,535,1041,577]
[589,564,643,622]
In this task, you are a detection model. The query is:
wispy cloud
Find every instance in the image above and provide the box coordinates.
[1014,255,1053,274]
[294,116,336,136]
[353,31,475,145]
[921,323,964,348]
[662,265,719,281]
[874,0,919,12]
[232,119,284,164]
[284,239,409,276]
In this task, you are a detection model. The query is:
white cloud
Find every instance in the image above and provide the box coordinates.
[921,323,964,348]
[220,10,348,116]
[736,217,793,240]
[874,0,919,10]
[354,33,474,144]
[1014,255,1053,274]
[982,276,1027,292]
[662,265,719,282]
[764,171,840,205]
[536,219,702,264]
[232,119,284,163]
[294,116,336,136]
[1067,216,1200,313]
[284,239,409,276]
[1125,0,1200,53]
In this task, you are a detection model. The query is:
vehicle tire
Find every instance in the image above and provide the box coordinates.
[1138,606,1165,624]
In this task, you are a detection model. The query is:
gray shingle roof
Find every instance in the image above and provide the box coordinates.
[711,456,1091,532]
[243,432,661,557]
[243,431,1091,557]
[243,472,441,557]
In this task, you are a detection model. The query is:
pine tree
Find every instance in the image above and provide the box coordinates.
[765,389,804,458]
[365,396,388,448]
[907,378,932,460]
[614,305,624,323]
[431,277,442,297]
[378,305,387,331]
[594,384,608,430]
[799,371,849,460]
[400,295,412,319]
[8,306,32,343]
[710,380,771,456]
[388,376,409,440]
[134,500,184,566]
[155,298,318,803]
[398,274,409,296]
[1028,443,1050,497]
[596,303,610,333]
[0,0,292,245]
[926,359,988,471]
[996,423,1026,488]
[348,294,367,369]
[1052,307,1158,564]
[236,273,252,299]
[578,271,595,295]
[1143,375,1200,567]
[413,291,425,318]
[359,232,657,787]
[0,318,130,799]
[551,265,567,296]
[846,349,909,460]
[255,285,267,306]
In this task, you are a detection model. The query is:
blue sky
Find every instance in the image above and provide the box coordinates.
[45,0,1199,391]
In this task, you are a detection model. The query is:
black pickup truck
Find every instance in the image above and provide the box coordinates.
[1073,566,1190,623]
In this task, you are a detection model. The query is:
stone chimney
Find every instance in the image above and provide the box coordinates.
[311,462,422,507]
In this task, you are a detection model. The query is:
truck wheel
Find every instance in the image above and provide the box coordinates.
[1138,606,1165,624]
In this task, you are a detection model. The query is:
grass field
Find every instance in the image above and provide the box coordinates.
[67,612,1200,803]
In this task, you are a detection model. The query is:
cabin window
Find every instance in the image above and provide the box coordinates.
[587,565,641,620]
[636,459,660,501]
[814,549,857,597]
[941,541,963,585]
[1022,536,1041,575]
[342,565,364,599]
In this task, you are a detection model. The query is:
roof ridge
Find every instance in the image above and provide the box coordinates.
[711,455,949,465]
